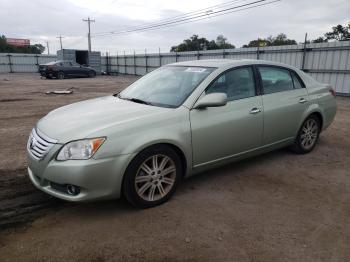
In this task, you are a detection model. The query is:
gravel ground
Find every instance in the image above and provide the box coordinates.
[0,73,349,262]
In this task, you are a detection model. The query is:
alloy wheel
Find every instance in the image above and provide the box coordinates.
[300,118,319,150]
[134,154,176,202]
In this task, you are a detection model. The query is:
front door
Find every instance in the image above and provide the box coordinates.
[190,66,264,167]
[70,62,84,76]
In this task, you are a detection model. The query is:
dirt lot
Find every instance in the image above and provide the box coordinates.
[0,73,349,262]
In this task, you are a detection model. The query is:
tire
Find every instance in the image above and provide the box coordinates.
[123,145,182,208]
[291,115,321,154]
[88,71,96,78]
[57,71,65,80]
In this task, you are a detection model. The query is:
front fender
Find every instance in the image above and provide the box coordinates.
[92,106,193,174]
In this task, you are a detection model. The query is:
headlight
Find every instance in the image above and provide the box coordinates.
[56,137,105,161]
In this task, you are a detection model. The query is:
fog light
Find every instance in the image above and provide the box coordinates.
[66,184,80,196]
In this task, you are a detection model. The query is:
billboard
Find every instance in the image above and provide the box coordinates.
[6,38,30,47]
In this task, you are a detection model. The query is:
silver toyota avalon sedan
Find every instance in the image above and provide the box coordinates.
[27,59,336,208]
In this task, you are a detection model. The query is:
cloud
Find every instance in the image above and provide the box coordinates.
[0,0,349,54]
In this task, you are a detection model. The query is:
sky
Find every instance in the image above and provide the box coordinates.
[0,0,349,55]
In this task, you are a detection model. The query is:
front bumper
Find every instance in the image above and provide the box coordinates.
[27,147,135,202]
[39,70,48,77]
[39,70,56,78]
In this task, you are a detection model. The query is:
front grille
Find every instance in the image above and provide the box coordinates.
[27,128,57,160]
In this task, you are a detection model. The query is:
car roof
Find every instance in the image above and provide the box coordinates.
[167,59,298,70]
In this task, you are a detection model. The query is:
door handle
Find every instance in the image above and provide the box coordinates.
[299,98,308,104]
[250,107,261,114]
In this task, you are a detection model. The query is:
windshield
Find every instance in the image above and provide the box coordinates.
[118,66,215,108]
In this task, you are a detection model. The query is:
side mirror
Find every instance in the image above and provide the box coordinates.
[193,93,228,109]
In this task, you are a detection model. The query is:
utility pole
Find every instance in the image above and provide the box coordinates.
[83,17,95,52]
[46,41,50,55]
[301,33,308,71]
[56,35,64,50]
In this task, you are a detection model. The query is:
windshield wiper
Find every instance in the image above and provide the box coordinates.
[128,98,152,105]
[118,95,153,106]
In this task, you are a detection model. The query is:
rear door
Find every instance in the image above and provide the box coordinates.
[190,66,263,166]
[257,66,309,145]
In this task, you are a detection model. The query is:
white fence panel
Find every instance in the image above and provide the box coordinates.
[1,41,350,95]
[102,41,350,95]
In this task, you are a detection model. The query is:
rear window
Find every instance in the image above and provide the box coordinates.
[259,66,294,94]
[291,71,304,89]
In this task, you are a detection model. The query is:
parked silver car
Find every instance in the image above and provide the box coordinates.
[27,59,336,208]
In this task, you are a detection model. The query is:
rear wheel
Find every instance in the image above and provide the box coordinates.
[123,145,182,208]
[57,71,65,80]
[291,115,320,154]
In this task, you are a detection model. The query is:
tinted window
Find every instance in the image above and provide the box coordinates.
[259,67,294,94]
[206,67,256,101]
[291,71,304,89]
[63,62,71,67]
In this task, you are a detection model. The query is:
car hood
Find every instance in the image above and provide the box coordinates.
[37,96,170,143]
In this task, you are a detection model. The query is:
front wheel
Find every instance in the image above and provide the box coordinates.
[57,71,65,80]
[291,115,321,154]
[123,145,182,208]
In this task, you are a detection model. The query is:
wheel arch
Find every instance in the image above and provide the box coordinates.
[130,142,188,177]
[298,104,325,134]
[308,111,323,130]
[120,142,188,198]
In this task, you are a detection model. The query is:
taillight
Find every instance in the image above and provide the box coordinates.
[329,88,336,97]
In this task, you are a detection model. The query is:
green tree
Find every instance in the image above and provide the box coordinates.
[242,38,270,47]
[324,23,350,41]
[215,35,235,49]
[0,35,45,54]
[171,34,234,52]
[271,33,297,46]
[243,34,297,48]
[170,35,208,52]
[312,37,328,43]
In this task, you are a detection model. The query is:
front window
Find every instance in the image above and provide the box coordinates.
[118,66,215,108]
[206,66,256,101]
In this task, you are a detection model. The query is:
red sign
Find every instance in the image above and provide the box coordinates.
[6,38,30,47]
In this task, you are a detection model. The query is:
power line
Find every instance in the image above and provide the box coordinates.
[94,0,253,36]
[94,0,249,36]
[93,0,281,37]
[83,17,95,52]
[149,0,281,33]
